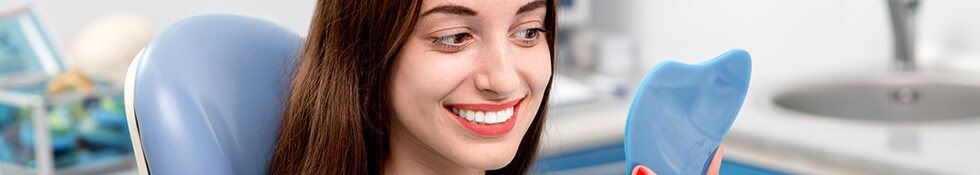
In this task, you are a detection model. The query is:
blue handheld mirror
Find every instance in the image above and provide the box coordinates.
[625,49,751,174]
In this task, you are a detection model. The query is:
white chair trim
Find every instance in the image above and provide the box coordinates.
[124,48,150,175]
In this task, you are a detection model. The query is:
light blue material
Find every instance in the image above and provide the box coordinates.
[0,10,64,76]
[0,104,13,127]
[128,14,302,174]
[0,13,45,75]
[531,142,787,174]
[0,139,12,162]
[91,96,127,128]
[78,116,130,149]
[624,49,751,175]
[18,123,78,153]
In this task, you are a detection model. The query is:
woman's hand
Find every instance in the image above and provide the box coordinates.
[630,144,724,175]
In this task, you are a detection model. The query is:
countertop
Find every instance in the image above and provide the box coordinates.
[541,92,980,174]
[540,52,980,174]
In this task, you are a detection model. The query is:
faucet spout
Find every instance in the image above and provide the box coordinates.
[888,0,920,72]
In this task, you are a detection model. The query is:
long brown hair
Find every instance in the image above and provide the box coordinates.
[269,0,557,174]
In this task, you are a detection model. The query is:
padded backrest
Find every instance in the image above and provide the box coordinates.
[125,14,302,174]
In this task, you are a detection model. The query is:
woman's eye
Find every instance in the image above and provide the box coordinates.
[432,32,473,52]
[512,28,546,47]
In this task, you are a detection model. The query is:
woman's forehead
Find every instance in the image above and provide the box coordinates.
[420,0,546,17]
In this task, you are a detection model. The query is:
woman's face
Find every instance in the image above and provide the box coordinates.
[389,0,551,171]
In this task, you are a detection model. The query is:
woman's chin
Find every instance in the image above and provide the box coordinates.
[451,144,520,170]
[463,154,516,170]
[448,108,536,170]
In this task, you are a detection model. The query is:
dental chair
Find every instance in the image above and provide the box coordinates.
[124,14,303,174]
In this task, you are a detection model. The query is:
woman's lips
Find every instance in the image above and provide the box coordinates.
[445,98,522,137]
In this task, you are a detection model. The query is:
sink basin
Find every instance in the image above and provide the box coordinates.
[773,72,980,123]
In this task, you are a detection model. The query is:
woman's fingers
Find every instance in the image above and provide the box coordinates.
[631,165,656,175]
[706,144,724,175]
[631,144,724,175]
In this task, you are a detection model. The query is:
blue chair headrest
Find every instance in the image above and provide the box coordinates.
[124,14,303,174]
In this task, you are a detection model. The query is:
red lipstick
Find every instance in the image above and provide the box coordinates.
[445,98,522,137]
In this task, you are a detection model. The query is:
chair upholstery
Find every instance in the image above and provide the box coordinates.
[124,14,303,175]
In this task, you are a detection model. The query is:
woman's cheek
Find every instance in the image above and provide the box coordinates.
[406,54,473,97]
[524,49,552,93]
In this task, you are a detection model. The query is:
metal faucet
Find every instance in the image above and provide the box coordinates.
[888,0,920,71]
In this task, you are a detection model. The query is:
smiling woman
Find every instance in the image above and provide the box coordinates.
[268,0,556,174]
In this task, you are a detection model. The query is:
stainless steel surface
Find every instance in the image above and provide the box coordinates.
[887,0,920,71]
[773,73,980,122]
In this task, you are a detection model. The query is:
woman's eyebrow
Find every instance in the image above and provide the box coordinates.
[516,0,547,15]
[421,5,477,17]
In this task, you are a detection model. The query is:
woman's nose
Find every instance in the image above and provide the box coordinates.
[474,42,520,99]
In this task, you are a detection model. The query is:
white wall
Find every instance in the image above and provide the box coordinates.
[26,0,980,81]
[624,0,980,82]
[30,0,316,50]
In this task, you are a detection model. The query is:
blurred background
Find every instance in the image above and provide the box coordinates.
[2,0,980,174]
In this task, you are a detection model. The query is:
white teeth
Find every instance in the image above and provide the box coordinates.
[485,112,497,123]
[452,106,514,124]
[474,111,485,123]
[464,110,475,121]
[494,111,505,123]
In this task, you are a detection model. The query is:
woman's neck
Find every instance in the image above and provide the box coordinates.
[385,119,484,175]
